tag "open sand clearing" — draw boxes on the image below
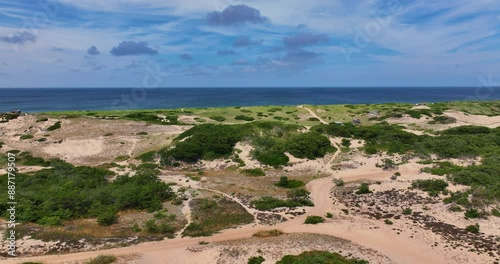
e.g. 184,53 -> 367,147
44,138 -> 104,159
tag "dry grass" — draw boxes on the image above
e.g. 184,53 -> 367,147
252,229 -> 285,238
200,168 -> 321,198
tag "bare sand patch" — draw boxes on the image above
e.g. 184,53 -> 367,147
44,138 -> 104,159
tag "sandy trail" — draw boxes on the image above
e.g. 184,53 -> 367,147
298,105 -> 328,124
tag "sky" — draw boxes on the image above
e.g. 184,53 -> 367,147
0,0 -> 499,88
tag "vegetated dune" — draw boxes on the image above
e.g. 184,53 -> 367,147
1,103 -> 499,264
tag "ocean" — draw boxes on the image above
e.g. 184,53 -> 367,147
0,87 -> 499,113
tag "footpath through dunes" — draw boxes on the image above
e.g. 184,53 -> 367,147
9,169 -> 462,264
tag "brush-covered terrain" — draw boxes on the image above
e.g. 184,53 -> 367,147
0,101 -> 499,264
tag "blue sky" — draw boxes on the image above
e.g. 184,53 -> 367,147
0,0 -> 499,87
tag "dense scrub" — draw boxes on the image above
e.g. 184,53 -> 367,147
123,112 -> 180,124
276,251 -> 368,264
427,156 -> 500,207
411,179 -> 448,197
159,122 -> 335,166
0,159 -> 175,226
313,123 -> 500,158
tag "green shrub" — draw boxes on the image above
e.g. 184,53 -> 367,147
449,205 -> 463,212
326,212 -> 333,218
333,178 -> 344,187
247,256 -> 265,264
254,149 -> 289,167
47,121 -> 62,131
86,255 -> 117,264
464,208 -> 480,219
304,215 -> 324,224
402,208 -> 412,215
274,176 -> 304,188
286,132 -> 335,159
241,168 -> 266,177
364,146 -> 378,155
209,116 -> 226,122
308,117 -> 320,122
36,117 -> 49,122
491,208 -> 500,217
341,138 -> 351,147
430,115 -> 456,124
161,124 -> 245,163
235,115 -> 255,121
97,210 -> 118,226
20,134 -> 34,140
384,219 -> 393,225
465,223 -> 480,233
355,183 -> 371,195
411,179 -> 448,196
287,188 -> 313,206
136,151 -> 157,162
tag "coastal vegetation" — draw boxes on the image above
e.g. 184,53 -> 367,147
159,122 -> 335,167
276,251 -> 368,264
0,158 -> 175,226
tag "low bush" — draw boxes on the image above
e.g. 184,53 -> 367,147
402,208 -> 412,215
274,176 -> 304,188
235,115 -> 255,121
252,229 -> 284,238
20,134 -> 34,140
97,210 -> 118,226
341,138 -> 351,147
86,255 -> 117,264
47,121 -> 62,131
304,215 -> 324,224
136,151 -> 157,162
247,256 -> 265,264
464,208 -> 480,219
333,178 -> 344,187
276,251 -> 368,264
209,116 -> 226,122
241,168 -> 266,177
465,223 -> 480,233
286,132 -> 335,159
411,179 -> 448,197
355,183 -> 371,195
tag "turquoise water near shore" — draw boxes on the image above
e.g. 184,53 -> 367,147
0,87 -> 499,112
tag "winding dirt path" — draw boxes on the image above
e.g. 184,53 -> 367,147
298,105 -> 328,124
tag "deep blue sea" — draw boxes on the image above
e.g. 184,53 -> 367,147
0,87 -> 499,113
